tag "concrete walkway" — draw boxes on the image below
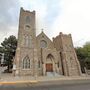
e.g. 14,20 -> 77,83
0,73 -> 90,85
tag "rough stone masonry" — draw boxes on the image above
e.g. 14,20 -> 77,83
13,7 -> 82,76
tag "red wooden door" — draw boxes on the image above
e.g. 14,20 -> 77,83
46,64 -> 53,72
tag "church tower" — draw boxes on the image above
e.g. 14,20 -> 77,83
14,8 -> 38,76
53,32 -> 81,76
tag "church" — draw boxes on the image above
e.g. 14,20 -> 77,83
13,8 -> 82,76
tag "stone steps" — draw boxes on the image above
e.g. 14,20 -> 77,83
46,72 -> 60,77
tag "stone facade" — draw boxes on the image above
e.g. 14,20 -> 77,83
13,8 -> 82,76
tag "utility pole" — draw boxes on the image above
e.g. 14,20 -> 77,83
1,53 -> 4,66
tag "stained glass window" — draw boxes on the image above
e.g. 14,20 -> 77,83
23,56 -> 30,69
40,40 -> 47,48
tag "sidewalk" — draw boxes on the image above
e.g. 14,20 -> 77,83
0,73 -> 90,85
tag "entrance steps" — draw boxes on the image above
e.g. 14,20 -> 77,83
54,72 -> 60,76
46,72 -> 60,77
46,72 -> 54,77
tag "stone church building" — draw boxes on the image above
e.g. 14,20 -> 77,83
13,8 -> 82,76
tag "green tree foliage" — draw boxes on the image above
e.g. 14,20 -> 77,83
0,35 -> 17,72
75,42 -> 90,73
83,42 -> 90,61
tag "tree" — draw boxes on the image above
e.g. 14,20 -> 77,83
75,47 -> 86,73
0,35 -> 17,72
0,47 -> 3,64
75,42 -> 90,73
83,42 -> 90,69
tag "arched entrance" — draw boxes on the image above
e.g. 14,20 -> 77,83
46,54 -> 54,72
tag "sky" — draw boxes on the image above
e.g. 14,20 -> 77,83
0,0 -> 90,47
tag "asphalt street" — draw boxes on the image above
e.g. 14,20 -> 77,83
0,81 -> 90,90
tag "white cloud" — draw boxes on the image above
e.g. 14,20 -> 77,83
51,0 -> 90,47
19,0 -> 48,34
0,0 -> 90,47
0,26 -> 18,45
0,0 -> 19,45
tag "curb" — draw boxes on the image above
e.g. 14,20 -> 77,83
0,80 -> 38,85
0,77 -> 90,85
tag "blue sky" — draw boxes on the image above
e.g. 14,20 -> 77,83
0,0 -> 90,47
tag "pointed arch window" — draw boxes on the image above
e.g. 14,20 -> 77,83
25,36 -> 29,47
26,16 -> 30,24
29,36 -> 32,48
23,56 -> 30,69
24,35 -> 32,48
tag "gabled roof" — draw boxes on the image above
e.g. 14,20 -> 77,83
36,31 -> 53,43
